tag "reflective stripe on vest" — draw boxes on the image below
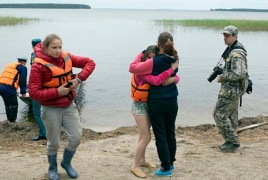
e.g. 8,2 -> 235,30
34,52 -> 73,87
130,74 -> 150,102
0,62 -> 21,89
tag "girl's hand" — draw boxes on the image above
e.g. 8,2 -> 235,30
57,84 -> 71,96
68,79 -> 80,89
171,60 -> 179,70
162,77 -> 176,86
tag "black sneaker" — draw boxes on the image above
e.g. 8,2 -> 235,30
220,142 -> 240,151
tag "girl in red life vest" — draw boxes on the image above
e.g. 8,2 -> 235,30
130,45 -> 180,178
28,34 -> 96,180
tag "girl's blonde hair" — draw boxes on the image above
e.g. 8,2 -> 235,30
42,34 -> 62,49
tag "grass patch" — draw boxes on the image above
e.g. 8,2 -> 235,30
154,19 -> 268,31
0,15 -> 39,26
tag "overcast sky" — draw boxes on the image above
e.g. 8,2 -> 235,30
1,0 -> 268,10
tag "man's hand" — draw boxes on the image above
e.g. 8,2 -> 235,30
216,75 -> 222,83
21,94 -> 26,98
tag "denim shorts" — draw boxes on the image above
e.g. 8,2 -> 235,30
132,101 -> 148,115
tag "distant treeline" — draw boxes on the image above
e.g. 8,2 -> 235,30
0,3 -> 91,9
211,8 -> 268,12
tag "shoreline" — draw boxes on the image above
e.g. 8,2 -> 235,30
0,115 -> 268,179
1,114 -> 268,133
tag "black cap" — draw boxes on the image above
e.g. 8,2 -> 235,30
17,57 -> 28,62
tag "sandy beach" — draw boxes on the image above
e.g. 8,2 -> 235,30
0,115 -> 268,180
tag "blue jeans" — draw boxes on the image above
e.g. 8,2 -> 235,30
32,100 -> 46,137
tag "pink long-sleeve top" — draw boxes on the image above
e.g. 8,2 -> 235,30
129,52 -> 154,75
131,52 -> 180,86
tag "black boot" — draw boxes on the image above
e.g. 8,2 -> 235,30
220,142 -> 240,151
61,148 -> 78,178
8,105 -> 18,122
47,154 -> 60,180
218,127 -> 228,148
5,107 -> 10,121
5,106 -> 16,122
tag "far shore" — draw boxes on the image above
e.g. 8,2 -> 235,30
0,3 -> 91,9
211,8 -> 268,12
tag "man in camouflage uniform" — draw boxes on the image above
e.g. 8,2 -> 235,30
213,25 -> 248,151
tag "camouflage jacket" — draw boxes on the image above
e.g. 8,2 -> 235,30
219,41 -> 248,97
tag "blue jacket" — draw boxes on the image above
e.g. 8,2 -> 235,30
148,54 -> 178,104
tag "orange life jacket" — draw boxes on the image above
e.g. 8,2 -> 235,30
131,74 -> 150,102
34,52 -> 73,87
0,62 -> 21,89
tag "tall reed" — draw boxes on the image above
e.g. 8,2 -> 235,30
0,15 -> 39,26
154,19 -> 268,31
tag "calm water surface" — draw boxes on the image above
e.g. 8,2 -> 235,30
0,9 -> 267,131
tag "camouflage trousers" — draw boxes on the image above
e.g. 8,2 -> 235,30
213,95 -> 241,144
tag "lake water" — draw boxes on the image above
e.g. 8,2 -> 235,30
0,9 -> 267,131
